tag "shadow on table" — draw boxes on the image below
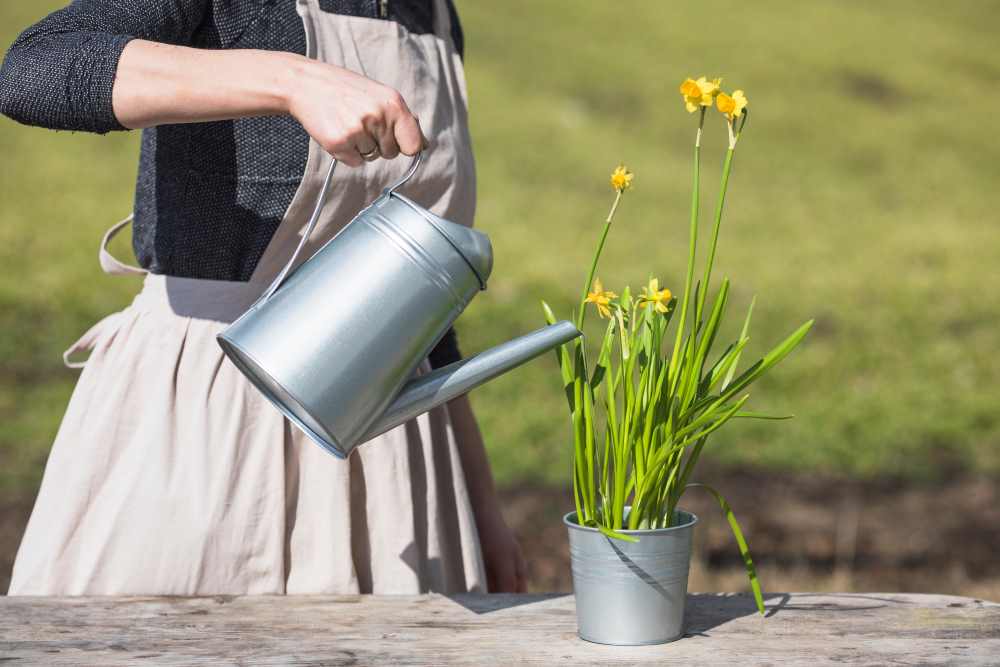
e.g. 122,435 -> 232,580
684,593 -> 766,636
445,593 -> 571,615
685,592 -> 898,636
444,591 -> 900,626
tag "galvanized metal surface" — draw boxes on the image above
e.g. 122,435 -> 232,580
361,320 -> 580,441
217,155 -> 580,458
1,593 -> 997,665
566,509 -> 697,645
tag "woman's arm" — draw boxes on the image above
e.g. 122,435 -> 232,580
113,40 -> 424,165
448,394 -> 528,593
0,0 -> 207,134
0,1 -> 424,165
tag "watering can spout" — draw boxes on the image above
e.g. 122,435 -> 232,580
361,320 -> 581,442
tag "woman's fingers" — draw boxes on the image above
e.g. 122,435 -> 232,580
367,123 -> 400,160
394,113 -> 425,156
367,96 -> 401,159
356,135 -> 380,162
287,62 -> 427,165
379,89 -> 423,157
324,136 -> 364,167
355,115 -> 381,159
331,149 -> 364,167
514,549 -> 528,593
324,121 -> 376,167
484,539 -> 528,593
488,559 -> 517,593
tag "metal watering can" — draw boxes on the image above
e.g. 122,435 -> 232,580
217,155 -> 581,458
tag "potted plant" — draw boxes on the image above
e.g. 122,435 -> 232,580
543,76 -> 814,645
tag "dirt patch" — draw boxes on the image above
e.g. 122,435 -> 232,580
0,496 -> 31,593
3,466 -> 998,599
500,465 -> 1000,600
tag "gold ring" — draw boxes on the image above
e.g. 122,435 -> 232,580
360,146 -> 380,160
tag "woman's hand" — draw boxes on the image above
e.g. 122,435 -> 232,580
476,504 -> 528,593
112,42 -> 425,166
287,59 -> 426,167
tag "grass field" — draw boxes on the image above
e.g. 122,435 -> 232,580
1,0 -> 999,506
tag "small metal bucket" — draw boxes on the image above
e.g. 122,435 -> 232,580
564,508 -> 698,645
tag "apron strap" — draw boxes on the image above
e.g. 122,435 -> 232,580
433,0 -> 454,42
65,214 -> 145,368
63,312 -> 125,369
99,214 -> 149,276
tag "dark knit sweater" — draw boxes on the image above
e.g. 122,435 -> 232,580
0,0 -> 465,367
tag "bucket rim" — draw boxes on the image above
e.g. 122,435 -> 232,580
563,507 -> 698,536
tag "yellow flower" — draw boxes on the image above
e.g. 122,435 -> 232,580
679,76 -> 722,113
610,164 -> 634,193
638,278 -> 672,313
584,278 -> 617,319
717,89 -> 748,121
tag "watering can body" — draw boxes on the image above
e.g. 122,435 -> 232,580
217,156 -> 580,458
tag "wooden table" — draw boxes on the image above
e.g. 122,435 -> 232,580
2,593 -> 998,665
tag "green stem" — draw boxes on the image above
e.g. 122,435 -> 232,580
571,358 -> 588,519
668,109 -> 705,383
696,133 -> 738,323
563,186 -> 618,525
582,372 -> 597,514
576,192 -> 622,330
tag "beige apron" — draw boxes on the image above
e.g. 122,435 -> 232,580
8,0 -> 486,596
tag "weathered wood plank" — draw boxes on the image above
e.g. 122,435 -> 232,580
0,593 -> 997,665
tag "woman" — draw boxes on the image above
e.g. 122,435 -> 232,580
0,0 -> 526,595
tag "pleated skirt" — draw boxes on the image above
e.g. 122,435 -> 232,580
8,274 -> 486,595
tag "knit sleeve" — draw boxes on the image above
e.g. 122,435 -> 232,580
0,0 -> 209,134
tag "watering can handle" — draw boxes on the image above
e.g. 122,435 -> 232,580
258,152 -> 423,304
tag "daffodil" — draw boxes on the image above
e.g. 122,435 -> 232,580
638,278 -> 672,313
584,278 -> 617,319
717,90 -> 748,121
610,164 -> 634,193
679,76 -> 722,113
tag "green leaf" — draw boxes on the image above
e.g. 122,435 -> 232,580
703,337 -> 749,394
694,278 -> 730,376
661,295 -> 678,322
580,516 -> 640,543
674,394 -> 749,442
541,300 -> 557,325
542,300 -> 575,410
686,483 -> 765,615
620,285 -> 632,311
721,319 -> 814,401
596,524 -> 640,543
617,307 -> 631,361
590,316 -> 616,388
722,296 -> 755,391
734,411 -> 794,420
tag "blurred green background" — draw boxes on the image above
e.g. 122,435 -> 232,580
2,2 -> 998,523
